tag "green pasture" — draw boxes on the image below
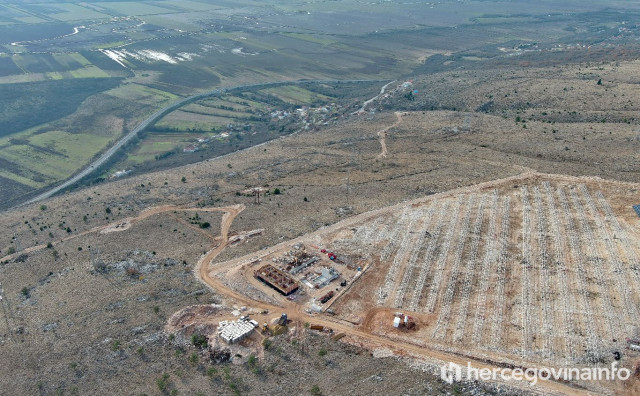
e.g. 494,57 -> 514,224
0,52 -> 112,83
95,41 -> 129,49
104,83 -> 178,104
94,2 -> 174,16
41,3 -> 111,22
0,130 -> 112,186
281,32 -> 336,46
259,85 -> 333,105
223,95 -> 267,110
198,98 -> 250,112
126,132 -> 203,164
182,103 -> 254,119
155,111 -> 234,131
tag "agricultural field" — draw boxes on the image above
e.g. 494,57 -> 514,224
2,0 -> 640,208
125,133 -> 201,165
258,86 -> 333,105
0,78 -> 181,206
105,81 -> 381,179
4,1 -> 640,395
4,52 -> 640,392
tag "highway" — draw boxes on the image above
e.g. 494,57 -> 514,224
19,78 -> 390,207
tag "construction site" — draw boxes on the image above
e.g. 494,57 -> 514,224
225,241 -> 364,311
207,172 -> 640,393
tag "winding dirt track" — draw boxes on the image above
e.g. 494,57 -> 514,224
0,204 -> 240,263
195,204 -> 591,396
377,111 -> 404,158
0,199 -> 595,395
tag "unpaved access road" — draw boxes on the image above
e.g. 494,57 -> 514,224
193,201 -> 594,396
377,111 -> 405,158
0,196 -> 598,395
17,79 -> 390,208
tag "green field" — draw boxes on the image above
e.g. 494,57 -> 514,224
125,132 -> 203,165
1,0 -> 639,207
181,103 -> 254,119
104,83 -> 178,104
0,78 -> 123,138
155,111 -> 232,132
259,86 -> 333,105
0,130 -> 112,187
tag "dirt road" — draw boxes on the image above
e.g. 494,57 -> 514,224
0,197 -> 597,395
192,201 -> 593,396
354,80 -> 397,114
377,111 -> 404,158
0,204 -> 242,263
17,79 -> 390,209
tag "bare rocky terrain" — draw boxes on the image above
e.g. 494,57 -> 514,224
2,52 -> 640,395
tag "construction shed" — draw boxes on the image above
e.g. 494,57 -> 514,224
255,264 -> 300,295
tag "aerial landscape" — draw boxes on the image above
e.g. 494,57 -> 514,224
2,0 -> 640,395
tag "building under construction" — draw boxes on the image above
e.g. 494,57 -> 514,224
255,264 -> 299,295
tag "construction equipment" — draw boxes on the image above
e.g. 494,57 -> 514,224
320,291 -> 334,304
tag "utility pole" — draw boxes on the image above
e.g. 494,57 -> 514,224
346,170 -> 350,207
12,229 -> 22,254
0,283 -> 11,339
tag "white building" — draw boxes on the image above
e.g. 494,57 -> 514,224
217,319 -> 256,343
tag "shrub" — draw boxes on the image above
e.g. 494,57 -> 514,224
189,353 -> 198,365
273,188 -> 281,195
318,348 -> 327,357
247,354 -> 257,368
111,340 -> 121,351
157,373 -> 170,392
191,334 -> 207,349
40,205 -> 47,211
